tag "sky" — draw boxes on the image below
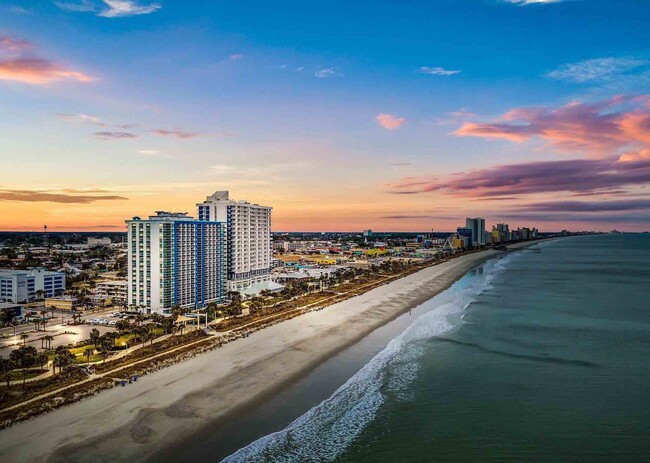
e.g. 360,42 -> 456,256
1,0 -> 649,233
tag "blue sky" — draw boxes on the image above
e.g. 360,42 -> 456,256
1,0 -> 650,231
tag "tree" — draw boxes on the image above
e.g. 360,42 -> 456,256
147,324 -> 156,345
43,335 -> 54,350
84,348 -> 94,365
170,305 -> 183,319
97,338 -> 113,363
115,319 -> 130,334
53,346 -> 75,374
0,308 -> 11,325
40,317 -> 48,331
89,328 -> 101,349
37,353 -> 49,372
161,317 -> 174,334
20,333 -> 29,345
2,371 -> 11,387
10,346 -> 37,369
0,357 -> 12,374
105,331 -> 119,347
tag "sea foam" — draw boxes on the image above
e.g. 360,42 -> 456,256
222,255 -> 515,463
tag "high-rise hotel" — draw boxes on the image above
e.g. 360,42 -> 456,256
127,191 -> 272,314
126,211 -> 228,315
197,191 -> 272,292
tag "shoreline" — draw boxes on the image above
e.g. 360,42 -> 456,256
0,240 -> 547,463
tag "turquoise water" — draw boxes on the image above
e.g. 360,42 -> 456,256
223,235 -> 650,462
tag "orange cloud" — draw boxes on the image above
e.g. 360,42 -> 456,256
0,189 -> 127,203
0,58 -> 94,84
619,148 -> 650,162
376,113 -> 407,129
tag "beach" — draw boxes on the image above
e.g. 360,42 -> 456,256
0,245 -> 534,463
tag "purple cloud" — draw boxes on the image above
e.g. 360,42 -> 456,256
511,199 -> 650,212
390,157 -> 650,197
95,131 -> 137,139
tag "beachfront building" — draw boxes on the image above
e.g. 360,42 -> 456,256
96,280 -> 128,305
197,191 -> 273,293
496,223 -> 510,242
465,218 -> 486,246
0,268 -> 65,304
126,211 -> 227,315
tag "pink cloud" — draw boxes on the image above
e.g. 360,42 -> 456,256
0,36 -> 32,52
0,36 -> 94,85
376,113 -> 407,130
152,129 -> 199,139
454,95 -> 650,155
229,54 -> 243,60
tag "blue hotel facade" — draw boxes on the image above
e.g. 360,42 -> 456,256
126,212 -> 227,315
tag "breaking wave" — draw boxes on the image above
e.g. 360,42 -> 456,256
222,255 -> 516,463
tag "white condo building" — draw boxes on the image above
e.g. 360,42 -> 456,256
126,212 -> 227,315
197,191 -> 272,292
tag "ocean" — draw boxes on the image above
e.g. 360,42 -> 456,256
193,235 -> 650,462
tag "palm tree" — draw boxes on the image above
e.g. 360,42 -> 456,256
2,371 -> 11,387
84,348 -> 94,365
99,349 -> 110,363
89,328 -> 101,349
98,339 -> 112,363
43,335 -> 54,350
41,317 -> 48,331
34,319 -> 41,331
37,353 -> 48,372
20,333 -> 28,345
53,346 -> 75,374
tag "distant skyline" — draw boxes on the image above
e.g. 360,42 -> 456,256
1,0 -> 649,232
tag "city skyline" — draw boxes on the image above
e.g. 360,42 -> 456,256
1,0 -> 650,232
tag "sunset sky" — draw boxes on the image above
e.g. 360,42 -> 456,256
1,0 -> 650,232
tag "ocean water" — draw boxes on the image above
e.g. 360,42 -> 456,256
222,234 -> 650,463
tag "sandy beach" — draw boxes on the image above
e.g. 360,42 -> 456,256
0,245 -> 537,462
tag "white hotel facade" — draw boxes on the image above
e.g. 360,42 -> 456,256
197,191 -> 273,292
127,191 -> 272,314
